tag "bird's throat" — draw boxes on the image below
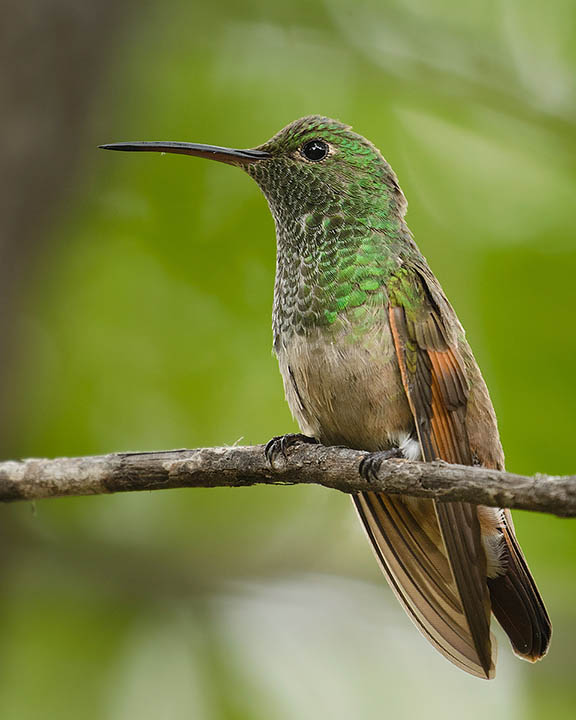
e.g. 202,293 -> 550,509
271,210 -> 405,348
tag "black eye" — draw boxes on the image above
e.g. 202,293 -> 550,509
301,139 -> 329,162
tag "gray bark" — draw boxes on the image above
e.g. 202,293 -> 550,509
0,444 -> 574,517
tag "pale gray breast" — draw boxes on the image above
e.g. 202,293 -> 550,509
275,313 -> 414,451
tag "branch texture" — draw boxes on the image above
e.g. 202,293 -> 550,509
0,445 -> 574,517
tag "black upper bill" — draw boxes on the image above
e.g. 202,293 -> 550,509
98,141 -> 270,165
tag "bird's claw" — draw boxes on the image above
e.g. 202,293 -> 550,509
359,448 -> 404,483
265,433 -> 319,466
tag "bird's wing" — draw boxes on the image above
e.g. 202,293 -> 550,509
354,259 -> 495,678
353,491 -> 495,677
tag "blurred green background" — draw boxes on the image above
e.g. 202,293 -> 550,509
1,0 -> 575,717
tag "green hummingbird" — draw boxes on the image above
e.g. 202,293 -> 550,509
101,115 -> 551,678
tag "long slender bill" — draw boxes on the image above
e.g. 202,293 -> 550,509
98,141 -> 270,166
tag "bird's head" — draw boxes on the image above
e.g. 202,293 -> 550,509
100,115 -> 406,219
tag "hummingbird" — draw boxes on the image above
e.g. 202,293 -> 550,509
100,115 -> 551,678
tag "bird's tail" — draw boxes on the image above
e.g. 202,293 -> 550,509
487,509 -> 551,661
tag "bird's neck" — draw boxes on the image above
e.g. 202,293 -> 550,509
271,203 -> 409,350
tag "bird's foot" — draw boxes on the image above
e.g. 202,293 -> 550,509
359,447 -> 404,483
265,433 -> 319,466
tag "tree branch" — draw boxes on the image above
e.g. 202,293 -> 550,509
0,444 -> 574,517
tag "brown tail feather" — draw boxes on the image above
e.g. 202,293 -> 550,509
488,513 -> 551,661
